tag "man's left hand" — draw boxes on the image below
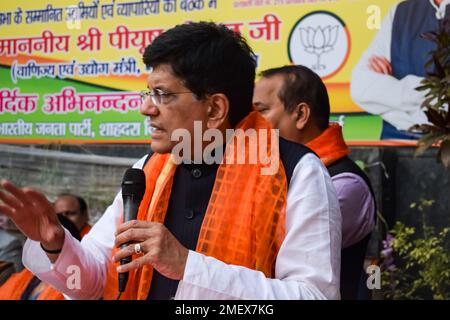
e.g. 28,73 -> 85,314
113,220 -> 189,280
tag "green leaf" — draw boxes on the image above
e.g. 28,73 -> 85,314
442,74 -> 450,84
354,160 -> 365,171
409,124 -> 441,134
421,97 -> 435,109
421,31 -> 439,43
415,132 -> 446,156
416,84 -> 432,92
438,139 -> 450,168
425,108 -> 447,128
433,53 -> 446,78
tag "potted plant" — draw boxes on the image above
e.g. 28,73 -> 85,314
380,199 -> 450,300
412,18 -> 450,167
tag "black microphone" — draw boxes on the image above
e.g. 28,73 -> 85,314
118,168 -> 146,295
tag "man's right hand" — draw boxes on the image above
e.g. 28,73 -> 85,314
0,180 -> 65,259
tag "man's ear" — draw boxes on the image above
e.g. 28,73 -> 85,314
206,93 -> 229,129
293,102 -> 311,130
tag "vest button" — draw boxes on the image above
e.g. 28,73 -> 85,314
191,168 -> 202,178
185,209 -> 195,220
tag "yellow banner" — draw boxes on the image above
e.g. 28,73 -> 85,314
0,0 -> 404,143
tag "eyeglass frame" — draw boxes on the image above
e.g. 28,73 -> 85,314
140,88 -> 193,106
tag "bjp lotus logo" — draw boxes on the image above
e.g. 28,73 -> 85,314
299,25 -> 339,70
288,11 -> 350,79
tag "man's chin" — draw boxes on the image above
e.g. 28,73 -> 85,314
150,140 -> 172,154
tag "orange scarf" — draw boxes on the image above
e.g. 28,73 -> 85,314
38,286 -> 65,300
103,111 -> 288,300
0,269 -> 34,300
0,269 -> 64,300
306,123 -> 350,167
0,226 -> 92,300
80,224 -> 92,238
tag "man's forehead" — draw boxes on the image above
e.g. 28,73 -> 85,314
255,77 -> 283,96
145,64 -> 183,86
55,195 -> 78,207
258,74 -> 284,87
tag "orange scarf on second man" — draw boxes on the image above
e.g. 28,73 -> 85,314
103,111 -> 288,300
306,123 -> 350,167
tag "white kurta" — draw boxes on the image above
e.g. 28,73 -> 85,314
23,153 -> 342,300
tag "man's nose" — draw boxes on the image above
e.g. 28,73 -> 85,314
140,98 -> 159,116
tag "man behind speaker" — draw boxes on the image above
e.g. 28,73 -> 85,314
253,65 -> 376,299
54,193 -> 91,238
0,22 -> 341,300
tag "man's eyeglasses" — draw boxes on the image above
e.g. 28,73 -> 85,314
140,88 -> 192,106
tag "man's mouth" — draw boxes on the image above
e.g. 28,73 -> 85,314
150,122 -> 165,134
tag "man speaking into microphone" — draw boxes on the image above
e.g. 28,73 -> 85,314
0,22 -> 341,300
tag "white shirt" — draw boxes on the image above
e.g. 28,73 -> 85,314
350,0 -> 449,131
23,153 -> 342,300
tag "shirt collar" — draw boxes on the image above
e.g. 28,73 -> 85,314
429,0 -> 450,19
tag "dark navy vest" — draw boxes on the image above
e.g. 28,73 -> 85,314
145,137 -> 314,299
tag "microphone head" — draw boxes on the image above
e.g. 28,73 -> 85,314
121,168 -> 146,202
